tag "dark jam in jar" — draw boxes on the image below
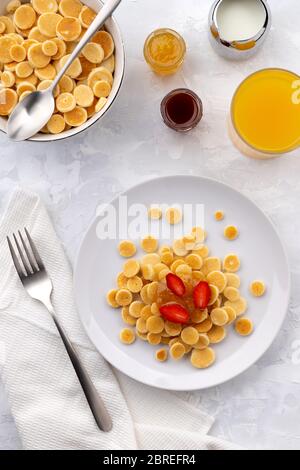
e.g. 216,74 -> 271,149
161,88 -> 203,132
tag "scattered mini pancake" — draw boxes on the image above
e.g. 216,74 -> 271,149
170,342 -> 185,360
37,79 -> 60,97
58,0 -> 82,18
235,317 -> 253,336
92,30 -> 114,60
16,81 -> 36,95
59,54 -> 82,78
88,66 -> 113,88
51,38 -> 67,59
10,44 -> 26,62
119,328 -> 136,345
146,316 -> 164,334
92,79 -> 111,98
102,54 -> 115,73
122,307 -> 136,326
123,259 -> 140,278
77,55 -> 96,80
147,332 -> 161,345
56,92 -> 76,112
115,289 -> 132,307
82,42 -> 104,64
249,280 -> 266,297
214,210 -> 224,221
210,308 -> 228,326
0,22 -> 5,34
95,96 -> 107,113
225,273 -> 240,288
14,5 -> 36,30
73,84 -> 94,107
32,0 -> 58,15
79,5 -> 96,28
118,240 -> 136,258
155,348 -> 168,362
56,16 -> 81,42
224,286 -> 240,302
37,12 -> 62,37
0,88 -> 18,115
35,63 -> 56,80
28,43 -> 51,68
223,254 -> 240,272
140,235 -> 158,253
1,71 -> 15,87
225,297 -> 247,316
57,75 -> 73,94
0,37 -> 18,64
224,225 -> 239,241
6,0 -> 21,14
0,15 -> 15,33
42,39 -> 58,56
193,333 -> 210,350
191,347 -> 215,369
166,207 -> 182,225
129,301 -> 144,319
207,325 -> 226,344
28,26 -> 48,42
47,113 -> 66,134
207,270 -> 227,293
16,72 -> 38,86
148,206 -> 162,220
181,327 -> 199,345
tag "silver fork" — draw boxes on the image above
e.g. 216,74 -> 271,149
7,228 -> 112,432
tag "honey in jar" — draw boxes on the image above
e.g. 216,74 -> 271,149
143,28 -> 186,75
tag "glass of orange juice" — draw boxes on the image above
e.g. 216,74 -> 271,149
229,68 -> 300,159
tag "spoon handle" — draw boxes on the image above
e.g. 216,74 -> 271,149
52,0 -> 122,89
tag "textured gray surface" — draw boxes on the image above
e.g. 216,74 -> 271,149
1,0 -> 300,450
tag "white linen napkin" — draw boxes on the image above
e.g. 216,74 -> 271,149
0,189 -> 240,450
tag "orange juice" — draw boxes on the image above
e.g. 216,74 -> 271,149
231,68 -> 300,155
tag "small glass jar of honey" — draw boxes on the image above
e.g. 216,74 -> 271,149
143,28 -> 186,76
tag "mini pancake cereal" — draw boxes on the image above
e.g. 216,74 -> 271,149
79,5 -> 96,28
42,39 -> 58,56
37,13 -> 62,37
0,88 -> 18,115
59,0 -> 82,18
92,30 -> 114,60
214,210 -> 224,221
56,92 -> 76,112
107,209 -> 262,370
166,207 -> 182,225
0,0 -> 115,132
95,96 -> 107,113
73,84 -> 94,107
46,113 -> 65,133
56,17 -> 81,42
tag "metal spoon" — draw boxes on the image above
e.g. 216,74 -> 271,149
7,0 -> 122,141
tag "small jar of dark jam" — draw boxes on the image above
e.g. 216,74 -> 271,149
160,88 -> 203,132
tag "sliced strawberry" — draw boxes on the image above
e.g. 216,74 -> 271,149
159,303 -> 190,324
193,281 -> 211,309
166,273 -> 186,297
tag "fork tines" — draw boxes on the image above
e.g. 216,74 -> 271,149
7,228 -> 44,280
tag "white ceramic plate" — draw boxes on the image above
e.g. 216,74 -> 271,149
74,175 -> 290,391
